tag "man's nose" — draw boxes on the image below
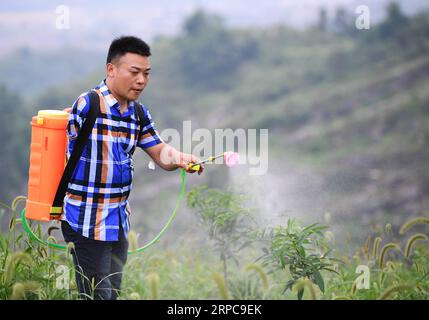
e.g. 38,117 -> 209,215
136,72 -> 145,85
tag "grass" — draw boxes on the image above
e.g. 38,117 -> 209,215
1,196 -> 428,300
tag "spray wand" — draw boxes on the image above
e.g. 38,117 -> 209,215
189,151 -> 240,172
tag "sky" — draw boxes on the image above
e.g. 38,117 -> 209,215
0,0 -> 428,53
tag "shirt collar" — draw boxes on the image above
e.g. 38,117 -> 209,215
96,79 -> 136,112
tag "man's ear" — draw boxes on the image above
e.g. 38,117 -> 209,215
106,63 -> 115,78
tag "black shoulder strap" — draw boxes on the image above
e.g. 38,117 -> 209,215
50,90 -> 100,218
128,103 -> 146,156
135,102 -> 145,137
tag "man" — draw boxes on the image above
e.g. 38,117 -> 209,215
61,36 -> 203,300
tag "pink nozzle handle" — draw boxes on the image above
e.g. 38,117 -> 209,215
224,152 -> 240,167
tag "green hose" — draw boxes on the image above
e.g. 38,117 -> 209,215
21,207 -> 67,251
20,168 -> 187,255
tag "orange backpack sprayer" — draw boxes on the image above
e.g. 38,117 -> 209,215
21,91 -> 239,254
25,109 -> 70,222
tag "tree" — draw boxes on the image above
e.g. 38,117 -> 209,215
333,7 -> 353,35
177,10 -> 259,91
0,86 -> 30,204
183,9 -> 224,37
317,7 -> 328,32
378,2 -> 409,39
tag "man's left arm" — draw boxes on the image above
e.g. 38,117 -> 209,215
136,106 -> 203,174
144,142 -> 204,175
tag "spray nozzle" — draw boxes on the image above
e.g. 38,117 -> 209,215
188,152 -> 240,171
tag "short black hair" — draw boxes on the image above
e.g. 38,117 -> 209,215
106,36 -> 151,64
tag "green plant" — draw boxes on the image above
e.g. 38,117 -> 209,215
405,233 -> 428,258
212,272 -> 229,299
257,218 -> 340,300
146,272 -> 160,300
245,264 -> 269,291
372,237 -> 382,260
9,281 -> 41,300
377,284 -> 414,300
228,264 -> 270,300
187,186 -> 255,288
378,243 -> 401,268
0,196 -> 77,300
292,277 -> 317,300
399,217 -> 429,235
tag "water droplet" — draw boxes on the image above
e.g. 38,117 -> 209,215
148,161 -> 155,170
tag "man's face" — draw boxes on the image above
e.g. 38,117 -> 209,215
106,52 -> 151,103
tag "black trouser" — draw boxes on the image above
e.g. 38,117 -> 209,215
61,220 -> 129,300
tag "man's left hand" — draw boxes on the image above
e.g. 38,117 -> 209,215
177,153 -> 204,175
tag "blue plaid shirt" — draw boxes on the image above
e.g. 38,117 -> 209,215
61,80 -> 163,241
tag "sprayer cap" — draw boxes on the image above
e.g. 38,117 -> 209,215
38,110 -> 69,119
